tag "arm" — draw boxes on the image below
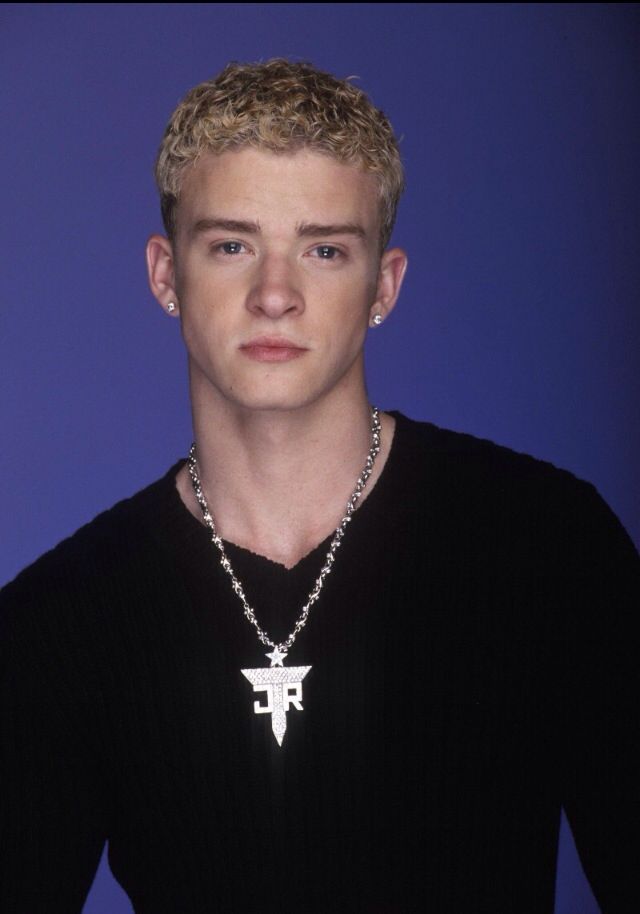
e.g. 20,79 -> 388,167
559,483 -> 640,912
0,580 -> 108,913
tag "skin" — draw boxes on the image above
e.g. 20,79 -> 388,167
146,147 -> 407,568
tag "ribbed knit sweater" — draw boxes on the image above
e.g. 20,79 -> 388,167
1,412 -> 639,913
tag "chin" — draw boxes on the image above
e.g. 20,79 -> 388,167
227,392 -> 316,413
222,379 -> 327,414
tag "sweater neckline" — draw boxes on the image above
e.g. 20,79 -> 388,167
161,409 -> 408,576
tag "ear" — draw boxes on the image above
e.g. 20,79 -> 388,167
368,247 -> 408,328
146,234 -> 180,317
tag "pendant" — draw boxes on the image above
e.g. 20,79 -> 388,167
241,646 -> 311,746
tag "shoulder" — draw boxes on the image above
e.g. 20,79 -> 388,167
394,410 -> 587,496
391,411 -> 637,558
0,462 -> 184,648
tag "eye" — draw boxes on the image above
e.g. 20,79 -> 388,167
312,244 -> 342,260
213,240 -> 247,255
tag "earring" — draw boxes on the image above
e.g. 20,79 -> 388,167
167,302 -> 176,313
372,314 -> 383,326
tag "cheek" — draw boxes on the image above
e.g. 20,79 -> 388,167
177,269 -> 238,334
181,306 -> 232,363
345,261 -> 380,313
177,280 -> 234,356
322,299 -> 370,357
175,245 -> 239,296
318,265 -> 377,314
176,260 -> 222,304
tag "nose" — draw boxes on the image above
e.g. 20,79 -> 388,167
245,254 -> 305,320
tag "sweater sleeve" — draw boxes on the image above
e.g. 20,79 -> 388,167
0,575 -> 108,913
558,483 -> 640,912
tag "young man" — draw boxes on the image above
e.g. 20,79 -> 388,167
1,59 -> 638,914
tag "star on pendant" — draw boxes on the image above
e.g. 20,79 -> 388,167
266,646 -> 288,667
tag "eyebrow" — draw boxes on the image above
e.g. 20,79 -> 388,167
190,218 -> 260,237
189,217 -> 367,240
297,222 -> 367,240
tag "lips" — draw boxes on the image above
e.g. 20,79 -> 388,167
239,336 -> 309,363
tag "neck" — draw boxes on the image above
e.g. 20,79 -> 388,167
176,383 -> 394,569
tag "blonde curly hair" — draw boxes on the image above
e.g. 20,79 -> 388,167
154,58 -> 404,249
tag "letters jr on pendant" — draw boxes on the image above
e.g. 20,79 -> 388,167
241,648 -> 311,746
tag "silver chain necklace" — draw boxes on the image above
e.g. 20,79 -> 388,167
187,405 -> 381,745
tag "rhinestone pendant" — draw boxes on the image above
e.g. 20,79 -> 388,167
241,649 -> 311,746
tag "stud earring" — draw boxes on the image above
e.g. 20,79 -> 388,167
167,302 -> 176,313
372,314 -> 383,326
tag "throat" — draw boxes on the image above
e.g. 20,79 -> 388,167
226,525 -> 335,571
176,460 -> 345,568
175,410 -> 395,571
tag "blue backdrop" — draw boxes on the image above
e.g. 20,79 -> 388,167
1,4 -> 638,912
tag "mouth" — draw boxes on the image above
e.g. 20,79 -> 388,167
239,336 -> 309,363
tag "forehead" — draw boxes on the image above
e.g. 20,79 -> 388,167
177,147 -> 380,230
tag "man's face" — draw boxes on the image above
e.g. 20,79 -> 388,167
168,147 -> 391,414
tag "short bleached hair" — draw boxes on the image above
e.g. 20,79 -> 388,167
154,58 -> 405,250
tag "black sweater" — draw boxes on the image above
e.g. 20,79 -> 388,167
1,413 -> 639,913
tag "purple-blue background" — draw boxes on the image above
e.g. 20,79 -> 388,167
1,4 -> 638,912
